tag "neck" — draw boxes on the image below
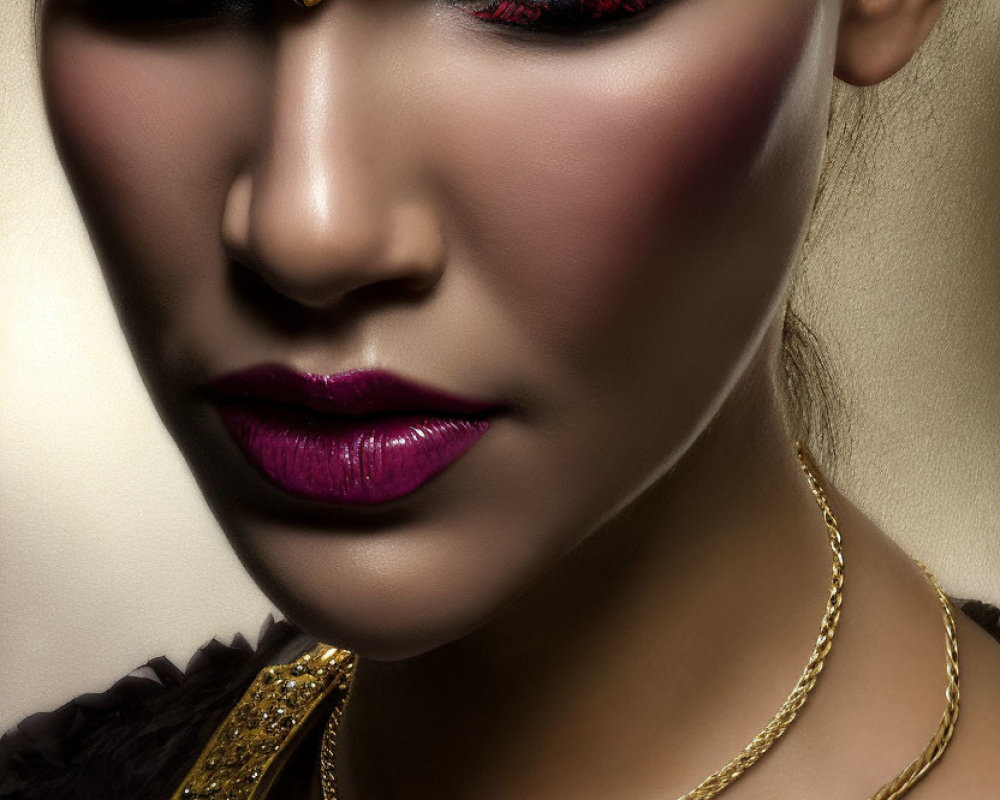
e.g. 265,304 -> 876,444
333,344 -> 835,800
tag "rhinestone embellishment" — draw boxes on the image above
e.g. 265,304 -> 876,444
169,644 -> 356,800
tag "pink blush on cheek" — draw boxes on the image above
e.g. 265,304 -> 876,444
424,1 -> 821,352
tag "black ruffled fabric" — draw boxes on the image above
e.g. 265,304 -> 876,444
0,617 -> 315,800
957,599 -> 1000,643
1,603 -> 998,799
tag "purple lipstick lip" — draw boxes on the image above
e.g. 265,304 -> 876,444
204,365 -> 503,416
202,365 -> 504,506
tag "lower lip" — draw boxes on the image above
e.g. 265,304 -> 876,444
212,402 -> 492,505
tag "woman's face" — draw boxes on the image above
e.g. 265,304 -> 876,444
41,0 -> 839,658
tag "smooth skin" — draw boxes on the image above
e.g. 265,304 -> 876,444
39,0 -> 999,797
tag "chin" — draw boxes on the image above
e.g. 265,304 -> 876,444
260,570 -> 517,663
221,513 -> 550,662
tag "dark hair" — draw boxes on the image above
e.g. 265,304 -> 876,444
776,78 -> 883,468
779,307 -> 843,466
781,0 -> 975,469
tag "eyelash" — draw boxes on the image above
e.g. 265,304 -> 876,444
453,0 -> 660,31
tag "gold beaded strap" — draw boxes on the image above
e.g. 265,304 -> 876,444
168,644 -> 355,800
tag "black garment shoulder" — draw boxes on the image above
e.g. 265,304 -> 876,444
0,617 -> 317,800
2,604 -> 998,800
957,599 -> 1000,643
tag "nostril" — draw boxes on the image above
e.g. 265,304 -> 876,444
349,269 -> 442,306
224,199 -> 445,329
227,254 -> 436,338
228,256 -> 321,336
231,239 -> 443,312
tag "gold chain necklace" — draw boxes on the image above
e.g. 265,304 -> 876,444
872,562 -> 960,799
321,449 -> 959,800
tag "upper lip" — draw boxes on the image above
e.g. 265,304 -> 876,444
202,364 -> 505,417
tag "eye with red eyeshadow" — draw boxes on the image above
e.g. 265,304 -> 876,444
452,0 -> 662,32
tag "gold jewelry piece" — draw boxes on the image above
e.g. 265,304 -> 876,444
293,0 -> 324,7
168,645 -> 356,800
871,560 -> 960,800
675,447 -> 846,798
796,457 -> 960,800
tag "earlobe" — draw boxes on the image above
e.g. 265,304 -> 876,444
835,0 -> 945,86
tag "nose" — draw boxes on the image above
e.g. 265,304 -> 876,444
222,8 -> 444,311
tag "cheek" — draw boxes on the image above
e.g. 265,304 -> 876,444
44,29 -> 241,211
41,23 -> 264,353
424,0 -> 822,357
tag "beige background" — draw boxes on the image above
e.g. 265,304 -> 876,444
0,4 -> 277,731
1,1 -> 998,733
794,0 -> 1000,601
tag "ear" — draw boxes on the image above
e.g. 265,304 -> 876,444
835,0 -> 945,86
